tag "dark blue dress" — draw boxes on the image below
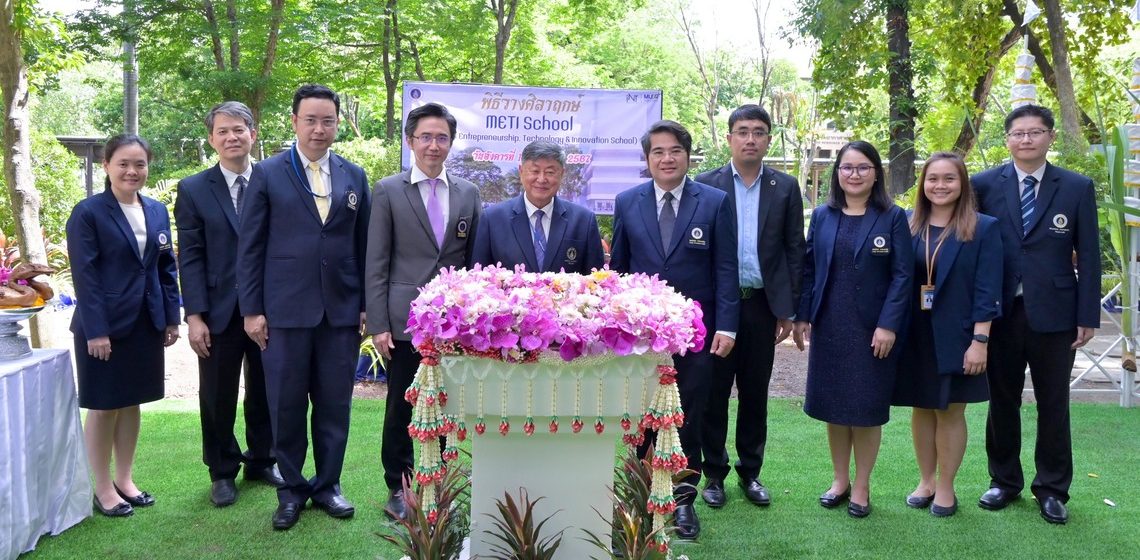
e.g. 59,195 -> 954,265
892,226 -> 989,409
804,213 -> 900,427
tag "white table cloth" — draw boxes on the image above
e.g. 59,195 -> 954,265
0,349 -> 91,560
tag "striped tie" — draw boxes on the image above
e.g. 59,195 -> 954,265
1020,175 -> 1037,235
532,209 -> 546,270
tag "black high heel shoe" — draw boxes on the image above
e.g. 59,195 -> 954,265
93,496 -> 133,517
114,483 -> 155,507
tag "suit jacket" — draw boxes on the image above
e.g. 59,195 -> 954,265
365,169 -> 482,341
907,214 -> 1003,375
236,147 -> 371,329
797,204 -> 913,333
694,164 -> 806,319
66,189 -> 181,339
174,163 -> 258,333
973,161 -> 1100,332
609,178 -> 740,333
469,195 -> 604,273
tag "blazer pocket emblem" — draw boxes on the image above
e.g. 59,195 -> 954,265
687,225 -> 709,248
1049,213 -> 1070,235
871,235 -> 889,255
566,246 -> 578,263
347,191 -> 358,211
157,231 -> 172,251
456,216 -> 470,239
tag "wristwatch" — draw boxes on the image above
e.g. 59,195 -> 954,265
972,334 -> 990,344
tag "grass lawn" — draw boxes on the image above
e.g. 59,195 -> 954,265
25,398 -> 1140,560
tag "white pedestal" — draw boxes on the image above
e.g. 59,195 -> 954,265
439,354 -> 661,560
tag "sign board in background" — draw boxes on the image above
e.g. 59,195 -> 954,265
401,82 -> 664,214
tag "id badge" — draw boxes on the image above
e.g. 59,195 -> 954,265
920,285 -> 935,311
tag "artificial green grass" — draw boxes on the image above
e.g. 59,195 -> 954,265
25,399 -> 1140,559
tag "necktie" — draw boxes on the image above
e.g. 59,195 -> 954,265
426,178 -> 445,247
234,175 -> 246,218
659,191 -> 676,252
1020,175 -> 1037,235
532,209 -> 547,270
308,161 -> 329,223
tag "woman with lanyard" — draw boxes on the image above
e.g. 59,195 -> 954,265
892,152 -> 1003,517
67,134 -> 181,517
793,141 -> 913,518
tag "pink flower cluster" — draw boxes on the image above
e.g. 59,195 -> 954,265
407,265 -> 706,362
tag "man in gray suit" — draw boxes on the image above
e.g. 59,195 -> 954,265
366,102 -> 482,520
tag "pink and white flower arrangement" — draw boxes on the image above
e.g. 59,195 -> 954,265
407,265 -> 705,362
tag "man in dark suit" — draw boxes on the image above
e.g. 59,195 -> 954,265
175,101 -> 283,508
237,84 -> 371,530
470,140 -> 604,273
610,120 -> 739,540
694,104 -> 805,509
973,104 -> 1100,525
366,103 -> 482,521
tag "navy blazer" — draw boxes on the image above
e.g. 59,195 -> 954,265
469,195 -> 604,274
174,164 -> 259,333
609,178 -> 740,333
694,164 -> 806,319
236,147 -> 371,329
66,189 -> 181,339
973,162 -> 1100,332
906,214 -> 1003,375
797,204 -> 913,333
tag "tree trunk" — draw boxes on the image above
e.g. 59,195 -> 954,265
1040,0 -> 1083,149
0,2 -> 50,346
491,0 -> 519,84
408,39 -> 426,80
248,0 -> 284,132
886,0 -> 915,197
953,25 -> 1022,156
752,0 -> 772,106
381,0 -> 401,140
122,0 -> 138,134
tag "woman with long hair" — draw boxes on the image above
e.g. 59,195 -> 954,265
67,134 -> 181,517
793,140 -> 913,518
892,152 -> 1002,516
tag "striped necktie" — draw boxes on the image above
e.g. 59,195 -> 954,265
1020,175 -> 1037,236
532,209 -> 547,270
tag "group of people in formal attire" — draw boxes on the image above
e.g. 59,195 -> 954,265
65,81 -> 1099,540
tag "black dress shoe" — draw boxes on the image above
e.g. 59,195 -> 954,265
847,501 -> 872,518
906,493 -> 934,509
312,493 -> 355,519
210,479 -> 238,507
701,480 -> 726,508
245,464 -> 286,488
819,487 -> 850,509
272,502 -> 303,530
739,478 -> 771,506
930,496 -> 958,517
1039,496 -> 1068,524
93,496 -> 133,517
114,483 -> 155,507
673,504 -> 700,540
385,490 -> 408,521
978,487 -> 1019,511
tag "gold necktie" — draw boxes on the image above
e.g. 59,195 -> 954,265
308,161 -> 330,223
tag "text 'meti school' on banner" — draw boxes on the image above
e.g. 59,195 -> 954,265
401,81 -> 663,215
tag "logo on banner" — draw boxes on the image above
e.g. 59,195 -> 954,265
410,89 -> 422,99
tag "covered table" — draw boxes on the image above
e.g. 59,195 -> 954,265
0,349 -> 91,559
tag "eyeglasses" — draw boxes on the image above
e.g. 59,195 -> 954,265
1005,129 -> 1052,141
649,147 -> 688,159
731,129 -> 771,140
414,134 -> 452,146
838,165 -> 875,176
300,117 -> 338,129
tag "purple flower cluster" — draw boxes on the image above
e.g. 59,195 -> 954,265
407,265 -> 706,362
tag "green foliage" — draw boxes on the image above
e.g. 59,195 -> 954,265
0,128 -> 84,241
484,488 -> 562,560
380,467 -> 471,560
334,138 -> 397,183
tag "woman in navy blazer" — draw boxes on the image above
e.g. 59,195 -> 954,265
792,141 -> 913,518
66,135 -> 181,517
892,153 -> 1002,517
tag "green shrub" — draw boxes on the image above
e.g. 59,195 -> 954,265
0,127 -> 85,242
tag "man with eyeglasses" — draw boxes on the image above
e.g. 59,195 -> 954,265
694,104 -> 805,510
610,120 -> 739,540
237,84 -> 371,530
469,140 -> 604,273
366,102 -> 482,521
972,104 -> 1099,525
